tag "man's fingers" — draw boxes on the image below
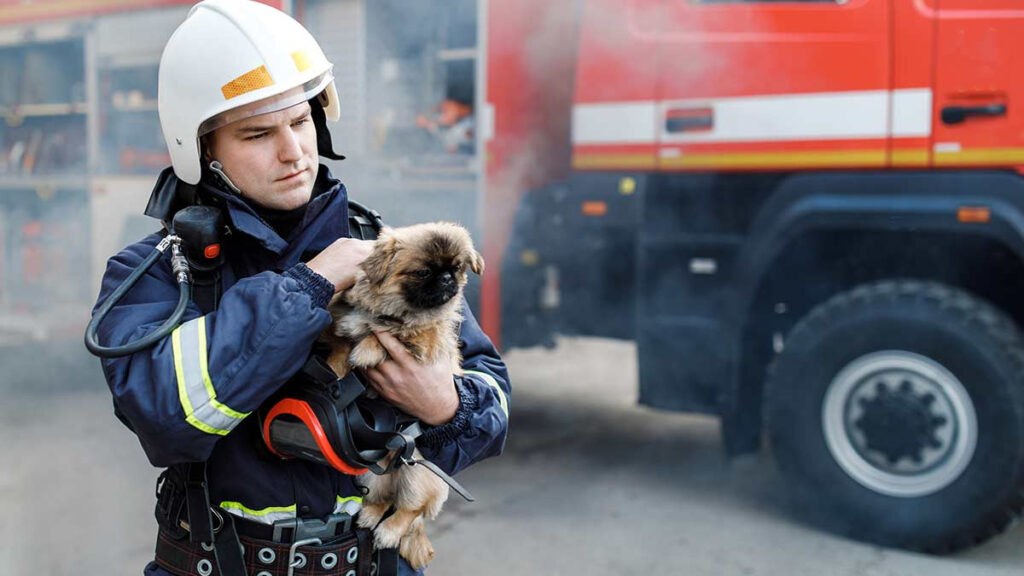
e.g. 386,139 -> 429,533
373,331 -> 412,363
369,357 -> 399,383
362,366 -> 385,388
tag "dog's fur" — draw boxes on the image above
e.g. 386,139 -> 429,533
322,222 -> 483,568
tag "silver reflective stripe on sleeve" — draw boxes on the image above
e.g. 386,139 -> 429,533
172,316 -> 249,435
464,370 -> 509,418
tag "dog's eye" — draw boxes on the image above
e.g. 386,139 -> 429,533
414,269 -> 432,279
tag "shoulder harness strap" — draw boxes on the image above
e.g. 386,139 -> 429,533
347,199 -> 384,241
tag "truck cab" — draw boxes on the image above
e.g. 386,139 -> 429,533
492,0 -> 1024,552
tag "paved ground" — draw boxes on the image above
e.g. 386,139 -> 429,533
3,337 -> 1023,575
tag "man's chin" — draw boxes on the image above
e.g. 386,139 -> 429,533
275,178 -> 314,208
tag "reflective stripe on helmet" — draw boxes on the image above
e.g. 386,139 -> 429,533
291,51 -> 312,72
464,370 -> 509,418
221,64 -> 275,100
171,316 -> 249,435
198,71 -> 332,137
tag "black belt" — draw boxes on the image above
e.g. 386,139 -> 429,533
155,525 -> 373,576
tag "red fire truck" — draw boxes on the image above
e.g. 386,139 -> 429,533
484,0 -> 1024,552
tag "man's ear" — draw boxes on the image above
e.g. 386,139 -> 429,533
360,229 -> 399,286
200,135 -> 212,162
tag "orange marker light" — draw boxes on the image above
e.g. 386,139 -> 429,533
581,201 -> 607,217
957,206 -> 990,224
204,244 -> 221,259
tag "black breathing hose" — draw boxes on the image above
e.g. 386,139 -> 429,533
84,235 -> 192,358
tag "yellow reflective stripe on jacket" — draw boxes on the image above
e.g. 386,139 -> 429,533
172,317 -> 249,435
335,495 -> 363,516
219,502 -> 297,524
464,370 -> 509,418
219,496 -> 364,525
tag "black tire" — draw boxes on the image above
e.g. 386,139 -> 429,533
765,280 -> 1024,553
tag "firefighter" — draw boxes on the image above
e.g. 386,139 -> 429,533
90,1 -> 510,575
415,98 -> 475,154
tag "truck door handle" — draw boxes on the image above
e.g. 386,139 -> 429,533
941,103 -> 1007,125
666,107 -> 713,133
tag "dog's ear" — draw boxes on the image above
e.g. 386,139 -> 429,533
468,249 -> 485,275
360,230 -> 399,286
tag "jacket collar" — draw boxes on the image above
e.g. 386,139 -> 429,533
144,163 -> 350,266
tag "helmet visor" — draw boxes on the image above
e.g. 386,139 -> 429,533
197,70 -> 333,137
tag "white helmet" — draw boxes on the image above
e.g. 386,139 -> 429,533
158,0 -> 340,185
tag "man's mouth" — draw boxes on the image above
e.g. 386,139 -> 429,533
277,168 -> 307,182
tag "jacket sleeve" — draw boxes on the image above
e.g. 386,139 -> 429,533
95,235 -> 335,467
416,300 -> 511,475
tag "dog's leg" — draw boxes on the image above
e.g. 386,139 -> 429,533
349,334 -> 388,368
356,461 -> 396,530
325,343 -> 352,377
398,516 -> 435,570
372,504 -> 425,551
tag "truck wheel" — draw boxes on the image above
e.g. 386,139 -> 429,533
765,280 -> 1024,552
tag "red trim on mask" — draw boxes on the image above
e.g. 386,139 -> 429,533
263,398 -> 369,476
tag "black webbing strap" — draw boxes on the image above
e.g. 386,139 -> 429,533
376,547 -> 400,576
370,507 -> 401,576
355,528 -> 374,576
190,270 -> 221,316
185,463 -> 214,543
185,463 -> 247,576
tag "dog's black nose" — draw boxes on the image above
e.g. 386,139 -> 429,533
438,272 -> 456,289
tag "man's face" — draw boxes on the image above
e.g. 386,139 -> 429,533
206,101 -> 318,211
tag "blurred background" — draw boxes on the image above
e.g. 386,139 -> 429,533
5,0 -> 1024,574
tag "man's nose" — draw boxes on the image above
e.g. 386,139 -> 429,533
278,129 -> 304,163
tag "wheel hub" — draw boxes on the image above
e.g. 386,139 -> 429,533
822,351 -> 977,497
854,379 -> 948,467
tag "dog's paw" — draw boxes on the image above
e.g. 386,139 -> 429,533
372,507 -> 420,550
356,502 -> 389,530
372,520 -> 405,550
399,527 -> 435,570
350,335 -> 387,368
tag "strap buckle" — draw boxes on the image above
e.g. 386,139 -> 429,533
288,537 -> 323,576
272,512 -> 353,543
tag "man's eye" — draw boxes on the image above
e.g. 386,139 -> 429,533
293,118 -> 309,127
245,133 -> 267,141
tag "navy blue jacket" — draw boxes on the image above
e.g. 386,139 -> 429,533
94,166 -> 510,565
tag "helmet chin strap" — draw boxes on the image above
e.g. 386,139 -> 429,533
208,160 -> 243,195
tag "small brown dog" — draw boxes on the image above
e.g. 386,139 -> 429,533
323,221 -> 483,568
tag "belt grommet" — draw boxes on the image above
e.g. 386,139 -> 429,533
345,570 -> 356,576
256,572 -> 273,576
321,552 -> 338,569
370,561 -> 378,576
197,559 -> 213,576
347,546 -> 359,563
293,552 -> 307,569
201,541 -> 215,552
258,547 -> 276,564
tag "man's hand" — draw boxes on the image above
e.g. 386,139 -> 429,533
306,238 -> 375,293
363,331 -> 460,427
